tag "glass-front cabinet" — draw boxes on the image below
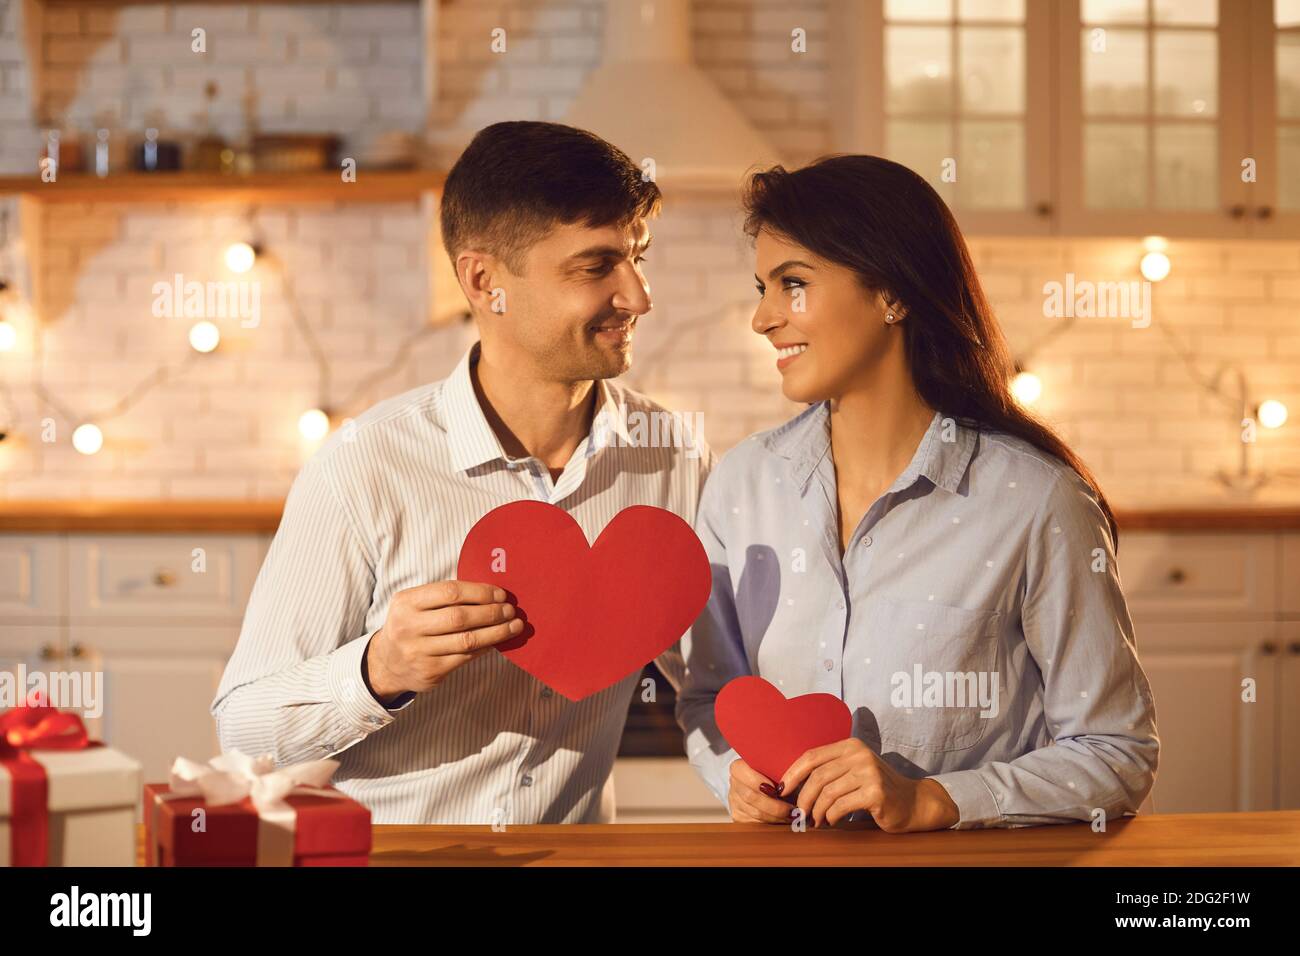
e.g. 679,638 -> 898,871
833,0 -> 1300,237
1250,0 -> 1300,235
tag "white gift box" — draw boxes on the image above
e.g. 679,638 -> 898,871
0,746 -> 142,867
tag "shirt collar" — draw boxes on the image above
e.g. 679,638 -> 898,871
759,402 -> 977,495
442,341 -> 633,472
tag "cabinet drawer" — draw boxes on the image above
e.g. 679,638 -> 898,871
1119,532 -> 1277,618
0,536 -> 65,622
69,535 -> 260,622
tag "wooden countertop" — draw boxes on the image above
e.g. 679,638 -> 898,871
7,500 -> 1300,533
0,500 -> 286,533
135,810 -> 1300,866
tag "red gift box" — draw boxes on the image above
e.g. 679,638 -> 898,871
144,782 -> 371,867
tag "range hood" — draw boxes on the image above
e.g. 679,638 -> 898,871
564,0 -> 781,193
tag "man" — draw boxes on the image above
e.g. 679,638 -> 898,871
213,121 -> 711,824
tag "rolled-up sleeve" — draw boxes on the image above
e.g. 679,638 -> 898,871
212,448 -> 413,766
930,470 -> 1160,829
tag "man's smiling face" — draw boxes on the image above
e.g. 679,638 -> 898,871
491,218 -> 654,383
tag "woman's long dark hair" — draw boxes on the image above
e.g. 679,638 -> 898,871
742,154 -> 1119,549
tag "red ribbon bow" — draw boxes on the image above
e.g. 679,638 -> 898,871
1,697 -> 95,866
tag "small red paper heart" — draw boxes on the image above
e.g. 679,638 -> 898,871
715,676 -> 853,784
456,501 -> 711,702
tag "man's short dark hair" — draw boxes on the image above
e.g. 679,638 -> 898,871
440,121 -> 662,276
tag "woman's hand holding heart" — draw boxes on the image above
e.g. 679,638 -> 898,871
779,738 -> 962,832
727,757 -> 796,824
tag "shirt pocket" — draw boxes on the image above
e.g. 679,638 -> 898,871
867,596 -> 1002,754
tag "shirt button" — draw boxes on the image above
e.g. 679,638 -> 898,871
862,535 -> 873,547
521,774 -> 534,787
541,688 -> 553,699
822,659 -> 835,671
366,716 -> 384,726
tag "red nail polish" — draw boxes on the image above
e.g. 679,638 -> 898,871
759,783 -> 776,797
774,782 -> 785,795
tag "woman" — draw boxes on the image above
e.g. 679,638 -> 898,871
676,155 -> 1158,831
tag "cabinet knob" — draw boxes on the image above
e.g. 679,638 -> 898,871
69,643 -> 86,659
1229,204 -> 1247,218
1034,201 -> 1052,217
1257,206 -> 1274,220
1261,641 -> 1279,655
1167,566 -> 1186,584
153,569 -> 177,587
38,642 -> 58,661
1288,642 -> 1300,656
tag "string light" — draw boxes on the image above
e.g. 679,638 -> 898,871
0,229 -> 446,458
298,408 -> 330,441
1139,252 -> 1170,282
71,423 -> 103,455
224,241 -> 258,274
1140,236 -> 1171,282
0,276 -> 15,352
1258,399 -> 1288,429
188,320 -> 220,353
1010,370 -> 1042,406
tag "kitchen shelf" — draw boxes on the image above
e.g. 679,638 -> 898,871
0,170 -> 445,203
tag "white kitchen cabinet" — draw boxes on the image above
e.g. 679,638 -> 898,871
1131,618 -> 1278,813
0,532 -> 259,820
1281,532 -> 1300,615
1119,531 -> 1277,619
1278,622 -> 1300,809
68,534 -> 261,624
833,0 -> 1057,235
830,0 -> 1300,237
0,625 -> 64,687
67,625 -> 236,798
0,535 -> 64,623
1246,0 -> 1300,237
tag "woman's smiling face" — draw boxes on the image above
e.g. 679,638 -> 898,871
751,228 -> 902,405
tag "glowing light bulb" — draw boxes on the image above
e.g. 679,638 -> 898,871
1140,251 -> 1171,282
1011,371 -> 1042,406
224,242 -> 257,274
72,423 -> 103,455
0,320 -> 15,352
1258,399 -> 1288,429
189,320 -> 220,353
298,408 -> 330,441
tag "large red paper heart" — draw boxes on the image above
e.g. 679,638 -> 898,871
456,501 -> 710,701
715,676 -> 853,784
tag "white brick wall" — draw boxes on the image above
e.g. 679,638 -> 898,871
0,1 -> 1298,508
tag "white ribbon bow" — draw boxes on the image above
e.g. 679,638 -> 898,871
157,750 -> 346,866
168,750 -> 340,811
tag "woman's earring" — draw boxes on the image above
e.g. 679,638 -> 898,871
885,312 -> 897,324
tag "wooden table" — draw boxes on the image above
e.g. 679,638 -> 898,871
136,810 -> 1300,866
